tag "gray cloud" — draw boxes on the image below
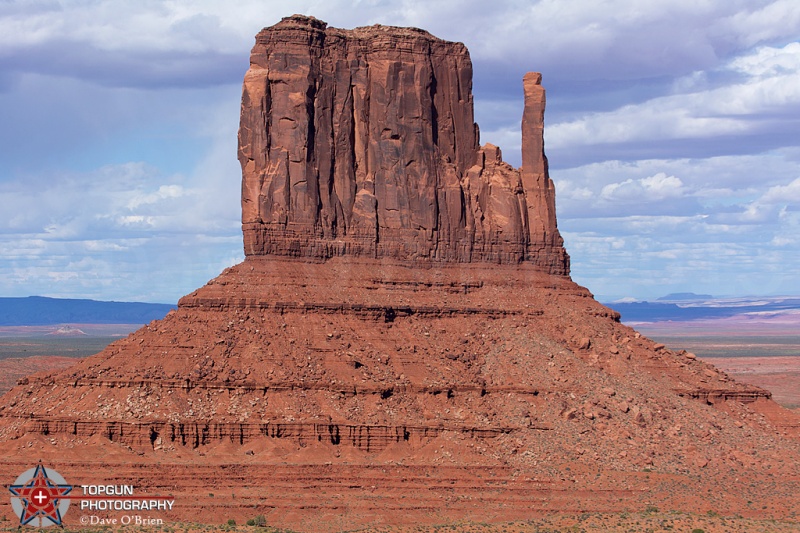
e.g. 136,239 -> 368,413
552,147 -> 800,299
547,43 -> 800,150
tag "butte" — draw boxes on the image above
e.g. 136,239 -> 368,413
0,15 -> 798,530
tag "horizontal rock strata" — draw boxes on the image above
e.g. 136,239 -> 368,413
1,258 -> 786,451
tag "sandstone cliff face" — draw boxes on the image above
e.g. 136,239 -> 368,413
238,15 -> 569,273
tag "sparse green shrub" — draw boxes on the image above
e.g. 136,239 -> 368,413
644,504 -> 659,513
227,518 -> 236,526
692,529 -> 705,533
254,514 -> 267,527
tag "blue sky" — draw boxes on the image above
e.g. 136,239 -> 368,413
1,0 -> 799,303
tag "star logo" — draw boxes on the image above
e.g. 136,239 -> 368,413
9,464 -> 73,527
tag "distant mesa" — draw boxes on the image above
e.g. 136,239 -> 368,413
609,295 -> 800,323
0,296 -> 176,326
46,326 -> 87,337
656,292 -> 714,301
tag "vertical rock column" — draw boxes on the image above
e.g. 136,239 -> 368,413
520,72 -> 569,274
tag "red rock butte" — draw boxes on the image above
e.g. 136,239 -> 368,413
0,15 -> 798,531
239,15 -> 568,272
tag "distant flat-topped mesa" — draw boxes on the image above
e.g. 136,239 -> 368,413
238,15 -> 569,274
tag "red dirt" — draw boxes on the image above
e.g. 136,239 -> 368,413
0,356 -> 78,395
708,356 -> 800,409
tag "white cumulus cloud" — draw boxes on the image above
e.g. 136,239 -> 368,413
600,173 -> 685,202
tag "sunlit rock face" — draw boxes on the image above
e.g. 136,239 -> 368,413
238,15 -> 568,273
